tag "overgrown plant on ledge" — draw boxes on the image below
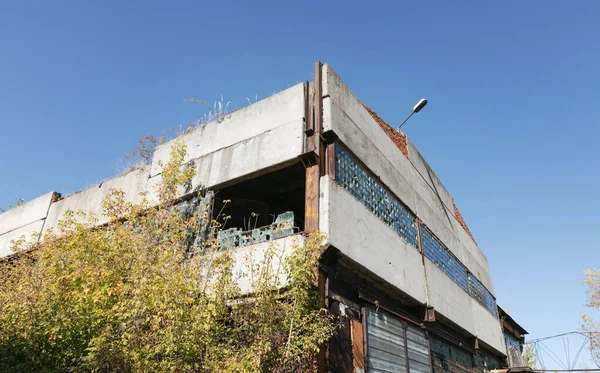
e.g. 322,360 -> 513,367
0,139 -> 334,373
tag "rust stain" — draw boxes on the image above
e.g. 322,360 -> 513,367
305,165 -> 320,233
362,104 -> 409,159
350,319 -> 365,371
453,199 -> 478,246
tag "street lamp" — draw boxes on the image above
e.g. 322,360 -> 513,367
397,98 -> 428,131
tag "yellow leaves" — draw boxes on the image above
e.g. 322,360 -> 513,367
0,138 -> 333,372
583,269 -> 600,364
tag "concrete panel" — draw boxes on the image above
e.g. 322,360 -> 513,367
147,119 -> 305,204
414,191 -> 465,264
151,83 -> 306,177
323,96 -> 417,213
471,298 -> 505,355
425,260 -> 476,336
320,177 -> 427,305
463,246 -> 494,294
0,220 -> 44,258
0,192 -> 55,236
445,205 -> 493,294
406,138 -> 454,212
231,234 -> 305,295
43,165 -> 151,235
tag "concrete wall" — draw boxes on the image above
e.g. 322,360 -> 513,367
231,234 -> 305,295
42,165 -> 152,236
322,64 -> 502,354
150,83 -> 306,178
322,64 -> 493,293
0,192 -> 55,257
319,177 -> 428,305
0,83 -> 307,258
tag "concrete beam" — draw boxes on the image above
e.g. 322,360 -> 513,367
424,259 -> 477,336
471,298 -> 505,355
42,165 -> 151,236
150,83 -> 306,178
146,119 -> 305,205
0,220 -> 44,257
322,78 -> 417,213
0,192 -> 55,236
320,177 -> 427,305
230,234 -> 305,295
406,138 -> 454,212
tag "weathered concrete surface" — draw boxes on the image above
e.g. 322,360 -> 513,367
146,119 -> 305,205
322,64 -> 494,296
0,192 -> 55,236
320,177 -> 427,305
471,298 -> 505,355
0,220 -> 44,257
231,234 -> 305,295
150,83 -> 306,177
406,138 -> 454,212
425,259 -> 477,336
42,165 -> 151,236
322,65 -> 417,213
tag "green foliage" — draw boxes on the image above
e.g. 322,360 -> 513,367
0,139 -> 334,372
522,344 -> 538,368
0,198 -> 24,213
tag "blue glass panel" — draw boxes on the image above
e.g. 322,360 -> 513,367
504,332 -> 521,352
420,226 -> 468,292
468,273 -> 497,317
334,144 -> 417,247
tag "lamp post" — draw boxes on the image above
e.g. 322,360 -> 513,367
397,98 -> 428,131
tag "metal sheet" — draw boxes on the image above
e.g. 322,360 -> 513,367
406,325 -> 432,373
367,308 -> 408,373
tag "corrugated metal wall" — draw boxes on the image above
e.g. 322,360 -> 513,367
366,308 -> 431,373
407,324 -> 432,373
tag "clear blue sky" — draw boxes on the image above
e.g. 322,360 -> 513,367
1,1 -> 598,368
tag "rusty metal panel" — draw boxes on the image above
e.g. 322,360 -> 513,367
351,318 -> 366,372
304,62 -> 323,235
305,165 -> 320,233
366,307 -> 408,373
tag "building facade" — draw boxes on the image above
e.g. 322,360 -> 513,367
0,62 -> 525,372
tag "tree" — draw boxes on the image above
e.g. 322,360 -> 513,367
583,269 -> 600,367
0,139 -> 334,372
522,344 -> 538,368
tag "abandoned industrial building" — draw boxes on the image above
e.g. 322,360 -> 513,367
0,62 -> 528,372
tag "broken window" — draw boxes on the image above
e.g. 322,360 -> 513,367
210,162 -> 306,250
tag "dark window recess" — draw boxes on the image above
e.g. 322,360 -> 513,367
211,163 -> 305,250
366,307 -> 431,373
174,191 -> 214,256
504,332 -> 521,352
430,335 -> 475,373
475,351 -> 501,372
